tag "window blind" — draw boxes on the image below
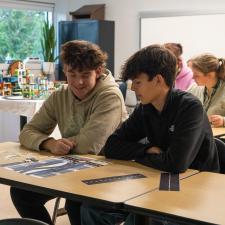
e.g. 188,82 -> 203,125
0,0 -> 55,12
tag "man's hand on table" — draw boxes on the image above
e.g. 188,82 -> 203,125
40,138 -> 76,155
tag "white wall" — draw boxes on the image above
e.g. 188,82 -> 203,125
54,0 -> 70,23
66,0 -> 225,78
141,13 -> 225,61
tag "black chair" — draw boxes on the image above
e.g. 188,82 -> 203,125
118,81 -> 127,100
214,138 -> 225,174
0,218 -> 49,225
115,80 -> 128,100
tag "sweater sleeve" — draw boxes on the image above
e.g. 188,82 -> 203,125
19,94 -> 57,151
104,105 -> 150,159
136,99 -> 206,173
69,91 -> 127,155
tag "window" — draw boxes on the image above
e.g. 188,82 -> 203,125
0,0 -> 54,62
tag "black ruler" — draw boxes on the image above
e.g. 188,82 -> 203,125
82,173 -> 146,185
159,173 -> 180,191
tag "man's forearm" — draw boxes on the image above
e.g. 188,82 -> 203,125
39,138 -> 56,151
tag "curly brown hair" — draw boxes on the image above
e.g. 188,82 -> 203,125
60,40 -> 108,71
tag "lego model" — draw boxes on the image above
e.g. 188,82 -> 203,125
0,61 -> 63,99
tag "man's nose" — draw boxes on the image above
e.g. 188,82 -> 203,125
76,78 -> 84,84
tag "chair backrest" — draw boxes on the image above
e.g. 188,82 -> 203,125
118,81 -> 127,100
214,138 -> 225,174
117,79 -> 138,115
0,218 -> 49,225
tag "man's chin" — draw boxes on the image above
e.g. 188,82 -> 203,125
140,100 -> 149,105
72,91 -> 85,100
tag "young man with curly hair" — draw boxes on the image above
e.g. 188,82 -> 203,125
10,40 -> 127,225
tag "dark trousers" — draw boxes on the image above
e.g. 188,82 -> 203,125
80,204 -> 129,225
80,205 -> 182,225
10,187 -> 82,225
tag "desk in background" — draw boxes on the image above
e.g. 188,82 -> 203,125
0,142 -> 198,210
0,97 -> 60,141
0,96 -> 44,130
125,172 -> 225,225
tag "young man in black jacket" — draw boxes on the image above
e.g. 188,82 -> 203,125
80,44 -> 220,225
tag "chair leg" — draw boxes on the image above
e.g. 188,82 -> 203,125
52,197 -> 68,225
52,197 -> 61,225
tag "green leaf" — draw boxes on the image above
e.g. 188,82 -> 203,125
40,20 -> 57,62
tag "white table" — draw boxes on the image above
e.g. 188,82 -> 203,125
125,172 -> 225,225
0,96 -> 44,130
0,97 -> 61,141
0,142 -> 198,210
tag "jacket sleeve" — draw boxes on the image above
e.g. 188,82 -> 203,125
104,105 -> 150,159
19,94 -> 57,151
136,99 -> 206,173
69,91 -> 127,155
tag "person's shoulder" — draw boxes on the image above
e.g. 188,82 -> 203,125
220,80 -> 225,89
98,71 -> 117,88
172,89 -> 202,106
52,84 -> 69,95
169,90 -> 204,119
214,80 -> 225,99
187,83 -> 204,94
96,71 -> 123,99
46,84 -> 70,103
96,86 -> 124,105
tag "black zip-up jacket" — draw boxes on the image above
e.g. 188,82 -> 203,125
104,89 -> 220,173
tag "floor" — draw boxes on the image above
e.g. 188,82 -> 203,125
0,184 -> 70,225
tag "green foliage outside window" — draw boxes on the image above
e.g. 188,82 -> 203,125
0,9 -> 47,63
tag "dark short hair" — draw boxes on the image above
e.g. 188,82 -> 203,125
60,40 -> 108,71
121,44 -> 177,88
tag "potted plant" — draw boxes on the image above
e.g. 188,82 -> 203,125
41,20 -> 58,79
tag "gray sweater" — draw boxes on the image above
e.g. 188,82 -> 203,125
188,81 -> 225,125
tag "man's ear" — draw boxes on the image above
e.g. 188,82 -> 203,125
95,66 -> 103,78
156,74 -> 169,89
155,74 -> 164,84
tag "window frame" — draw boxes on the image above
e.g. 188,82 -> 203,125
0,0 -> 55,12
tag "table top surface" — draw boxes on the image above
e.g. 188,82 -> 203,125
0,142 -> 198,208
125,172 -> 225,224
212,127 -> 225,137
